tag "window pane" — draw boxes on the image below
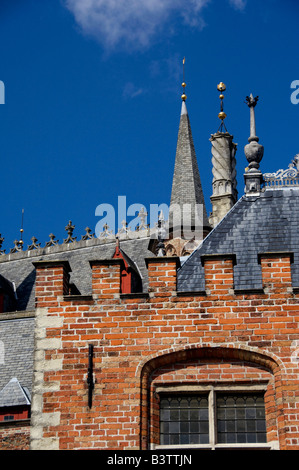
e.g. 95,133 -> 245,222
160,395 -> 209,446
216,393 -> 267,445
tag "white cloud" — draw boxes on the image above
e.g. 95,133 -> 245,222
229,0 -> 247,10
123,82 -> 145,99
64,0 -> 247,51
64,0 -> 210,51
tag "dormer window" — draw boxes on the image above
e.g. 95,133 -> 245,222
112,241 -> 142,294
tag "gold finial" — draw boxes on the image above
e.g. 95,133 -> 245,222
181,57 -> 187,101
217,82 -> 228,132
217,82 -> 226,93
19,209 -> 24,246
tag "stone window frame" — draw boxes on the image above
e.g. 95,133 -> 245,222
152,383 -> 279,450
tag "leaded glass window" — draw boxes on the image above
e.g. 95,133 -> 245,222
159,391 -> 267,448
216,394 -> 267,444
160,395 -> 209,446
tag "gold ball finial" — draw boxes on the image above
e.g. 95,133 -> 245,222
217,82 -> 226,92
218,111 -> 227,120
181,57 -> 187,101
217,82 -> 227,123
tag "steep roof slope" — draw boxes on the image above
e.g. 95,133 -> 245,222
0,317 -> 34,399
178,189 -> 299,292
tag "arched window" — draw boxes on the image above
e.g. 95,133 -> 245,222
140,347 -> 281,450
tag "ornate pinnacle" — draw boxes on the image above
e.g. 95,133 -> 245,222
10,240 -> 23,254
45,233 -> 59,247
244,93 -> 264,170
81,227 -> 95,241
244,93 -> 264,195
28,237 -> 41,250
245,94 -> 260,143
156,211 -> 166,257
64,220 -> 76,244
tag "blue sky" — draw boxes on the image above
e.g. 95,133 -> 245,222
0,0 -> 298,251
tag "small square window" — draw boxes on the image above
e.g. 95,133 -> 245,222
4,415 -> 14,421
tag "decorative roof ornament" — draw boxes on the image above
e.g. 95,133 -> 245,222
28,237 -> 41,250
64,220 -> 76,244
244,94 -> 264,196
137,207 -> 148,231
244,94 -> 264,169
264,155 -> 299,188
99,222 -> 114,239
181,57 -> 187,102
0,234 -> 5,255
117,220 -> 129,237
81,227 -> 95,241
45,233 -> 59,247
217,82 -> 228,132
10,240 -> 23,254
156,211 -> 167,257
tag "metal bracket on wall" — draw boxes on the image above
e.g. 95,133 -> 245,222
87,344 -> 94,409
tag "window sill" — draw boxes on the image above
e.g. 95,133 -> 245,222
152,442 -> 277,450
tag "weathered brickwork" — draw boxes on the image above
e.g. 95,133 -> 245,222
29,253 -> 299,450
0,421 -> 30,450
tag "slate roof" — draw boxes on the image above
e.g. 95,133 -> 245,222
0,236 -> 153,312
0,317 -> 34,405
178,188 -> 299,292
0,377 -> 31,407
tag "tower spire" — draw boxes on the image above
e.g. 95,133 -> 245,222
168,60 -> 211,254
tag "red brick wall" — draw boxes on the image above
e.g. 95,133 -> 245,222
0,421 -> 30,450
29,253 -> 299,450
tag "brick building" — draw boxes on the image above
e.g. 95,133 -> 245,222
1,86 -> 299,451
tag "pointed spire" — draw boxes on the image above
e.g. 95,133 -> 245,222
170,64 -> 210,239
